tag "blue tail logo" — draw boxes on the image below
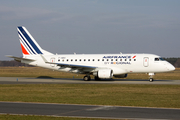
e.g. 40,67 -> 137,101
17,26 -> 43,55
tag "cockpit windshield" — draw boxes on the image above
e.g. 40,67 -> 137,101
155,57 -> 165,61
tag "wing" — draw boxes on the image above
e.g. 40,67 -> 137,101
52,63 -> 97,69
40,55 -> 97,73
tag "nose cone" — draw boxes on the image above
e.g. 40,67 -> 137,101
168,64 -> 175,71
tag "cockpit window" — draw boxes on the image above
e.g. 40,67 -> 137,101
155,58 -> 159,61
159,57 -> 165,61
155,57 -> 165,61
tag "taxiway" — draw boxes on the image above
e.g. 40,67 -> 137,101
0,77 -> 180,84
0,102 -> 180,120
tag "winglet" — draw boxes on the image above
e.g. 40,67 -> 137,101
40,54 -> 56,64
40,54 -> 48,63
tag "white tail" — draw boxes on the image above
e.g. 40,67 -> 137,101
17,26 -> 53,56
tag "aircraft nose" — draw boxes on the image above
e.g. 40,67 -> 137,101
168,64 -> 175,71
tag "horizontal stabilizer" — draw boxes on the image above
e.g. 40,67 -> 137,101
6,55 -> 36,62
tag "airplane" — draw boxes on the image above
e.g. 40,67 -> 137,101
7,26 -> 175,82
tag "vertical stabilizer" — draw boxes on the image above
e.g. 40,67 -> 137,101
17,26 -> 53,56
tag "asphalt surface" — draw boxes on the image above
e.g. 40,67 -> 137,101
0,77 -> 180,119
0,77 -> 180,84
0,102 -> 180,120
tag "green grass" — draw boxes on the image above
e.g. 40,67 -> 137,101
0,67 -> 84,78
0,114 -> 120,120
0,84 -> 180,108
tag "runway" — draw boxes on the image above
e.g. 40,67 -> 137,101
0,102 -> 180,120
0,77 -> 180,84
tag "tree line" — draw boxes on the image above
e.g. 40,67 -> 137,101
0,58 -> 180,67
0,60 -> 32,67
163,58 -> 180,68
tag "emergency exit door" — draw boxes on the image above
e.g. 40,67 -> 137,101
143,57 -> 149,67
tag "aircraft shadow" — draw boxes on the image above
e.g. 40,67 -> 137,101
35,76 -> 171,82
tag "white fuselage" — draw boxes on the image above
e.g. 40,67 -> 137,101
23,53 -> 175,75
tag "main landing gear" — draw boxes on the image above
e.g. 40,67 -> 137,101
149,73 -> 154,82
83,75 -> 91,81
83,75 -> 101,81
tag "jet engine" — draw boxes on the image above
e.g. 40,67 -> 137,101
93,69 -> 113,79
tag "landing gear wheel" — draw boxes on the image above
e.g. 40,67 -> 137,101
149,73 -> 155,82
149,78 -> 154,82
83,76 -> 91,81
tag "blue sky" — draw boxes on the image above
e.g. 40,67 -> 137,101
0,0 -> 180,60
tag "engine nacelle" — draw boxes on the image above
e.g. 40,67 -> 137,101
93,69 -> 113,79
113,74 -> 128,78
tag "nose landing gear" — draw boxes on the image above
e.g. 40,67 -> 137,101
149,73 -> 155,82
149,78 -> 154,82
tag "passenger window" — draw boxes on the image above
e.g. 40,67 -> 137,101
120,59 -> 122,61
92,59 -> 95,61
129,59 -> 131,61
98,59 -> 100,61
75,59 -> 77,61
67,59 -> 68,62
79,59 -> 81,61
102,59 -> 104,61
84,59 -> 86,61
134,59 -> 136,61
88,59 -> 90,61
111,59 -> 113,61
107,59 -> 109,61
71,59 -> 73,61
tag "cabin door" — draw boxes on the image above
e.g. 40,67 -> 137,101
143,57 -> 149,67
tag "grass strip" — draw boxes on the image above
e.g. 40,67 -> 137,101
0,114 -> 121,120
0,84 -> 180,108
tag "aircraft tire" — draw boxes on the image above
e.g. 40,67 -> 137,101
149,78 -> 153,82
83,76 -> 91,81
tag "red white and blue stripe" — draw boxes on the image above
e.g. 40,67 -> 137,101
17,26 -> 43,55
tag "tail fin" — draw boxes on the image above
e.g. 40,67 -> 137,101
17,26 -> 53,56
